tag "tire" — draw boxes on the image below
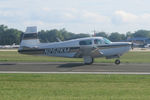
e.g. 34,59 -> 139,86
84,56 -> 94,65
115,59 -> 120,65
85,58 -> 94,65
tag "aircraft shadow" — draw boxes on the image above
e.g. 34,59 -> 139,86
0,63 -> 16,65
93,63 -> 114,66
58,63 -> 84,68
58,63 -> 115,68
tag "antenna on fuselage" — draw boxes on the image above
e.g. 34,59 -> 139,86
92,30 -> 97,37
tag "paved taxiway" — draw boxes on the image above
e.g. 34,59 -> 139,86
0,62 -> 150,74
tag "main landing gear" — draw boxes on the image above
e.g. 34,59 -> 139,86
83,56 -> 94,65
115,59 -> 120,65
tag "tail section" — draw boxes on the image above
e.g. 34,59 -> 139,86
19,26 -> 40,51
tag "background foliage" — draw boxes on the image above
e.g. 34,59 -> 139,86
0,24 -> 150,45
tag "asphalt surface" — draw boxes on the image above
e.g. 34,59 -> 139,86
0,62 -> 150,74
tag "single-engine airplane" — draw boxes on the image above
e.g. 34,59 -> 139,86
18,26 -> 133,65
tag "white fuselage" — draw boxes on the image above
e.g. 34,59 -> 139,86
19,37 -> 132,59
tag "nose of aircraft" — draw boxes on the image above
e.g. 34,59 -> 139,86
124,42 -> 134,49
127,42 -> 137,49
111,42 -> 133,50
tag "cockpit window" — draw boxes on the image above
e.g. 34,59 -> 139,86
79,40 -> 92,45
94,39 -> 102,45
103,38 -> 112,44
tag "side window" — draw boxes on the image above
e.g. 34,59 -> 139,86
79,40 -> 92,45
94,39 -> 102,45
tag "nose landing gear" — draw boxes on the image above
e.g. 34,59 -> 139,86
115,59 -> 120,65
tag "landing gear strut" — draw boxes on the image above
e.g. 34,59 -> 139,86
115,59 -> 120,65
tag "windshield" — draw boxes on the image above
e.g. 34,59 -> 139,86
103,38 -> 112,44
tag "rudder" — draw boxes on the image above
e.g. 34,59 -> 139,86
19,26 -> 40,51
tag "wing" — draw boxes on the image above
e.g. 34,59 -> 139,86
74,46 -> 103,58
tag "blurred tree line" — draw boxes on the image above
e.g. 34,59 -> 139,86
1,24 -> 150,45
0,25 -> 21,45
95,30 -> 150,42
38,28 -> 89,43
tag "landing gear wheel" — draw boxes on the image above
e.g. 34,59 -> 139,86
115,59 -> 120,65
83,56 -> 94,65
85,58 -> 94,65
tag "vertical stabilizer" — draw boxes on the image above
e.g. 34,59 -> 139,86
19,26 -> 40,50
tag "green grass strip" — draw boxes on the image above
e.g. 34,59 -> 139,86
0,74 -> 150,100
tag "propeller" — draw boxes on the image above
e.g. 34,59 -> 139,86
131,42 -> 138,50
131,42 -> 134,50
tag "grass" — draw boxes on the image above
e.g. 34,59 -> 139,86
0,51 -> 150,63
0,74 -> 150,100
0,51 -> 150,99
